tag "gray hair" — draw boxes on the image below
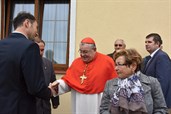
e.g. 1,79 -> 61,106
80,43 -> 96,49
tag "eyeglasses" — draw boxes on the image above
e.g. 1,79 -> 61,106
115,44 -> 123,47
78,49 -> 92,54
115,63 -> 127,67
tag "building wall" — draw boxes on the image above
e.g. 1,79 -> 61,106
75,0 -> 171,58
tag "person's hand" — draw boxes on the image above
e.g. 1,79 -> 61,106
51,81 -> 59,92
53,105 -> 58,109
48,81 -> 59,97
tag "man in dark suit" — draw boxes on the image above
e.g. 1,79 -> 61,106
0,12 -> 54,114
34,38 -> 60,114
141,33 -> 171,112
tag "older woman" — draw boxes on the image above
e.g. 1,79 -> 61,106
100,49 -> 167,114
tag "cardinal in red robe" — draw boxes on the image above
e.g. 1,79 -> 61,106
62,37 -> 118,94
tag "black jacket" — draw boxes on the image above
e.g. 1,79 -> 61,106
0,33 -> 51,114
36,57 -> 60,114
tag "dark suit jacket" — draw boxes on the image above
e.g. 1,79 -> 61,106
142,49 -> 171,108
107,52 -> 115,60
107,52 -> 116,63
0,33 -> 51,114
36,57 -> 59,114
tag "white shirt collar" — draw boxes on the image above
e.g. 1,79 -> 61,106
13,31 -> 28,39
150,48 -> 160,58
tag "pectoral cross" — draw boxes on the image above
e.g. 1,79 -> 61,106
80,64 -> 88,84
80,74 -> 87,84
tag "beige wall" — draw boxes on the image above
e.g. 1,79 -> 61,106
75,0 -> 171,58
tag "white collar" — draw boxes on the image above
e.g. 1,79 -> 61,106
150,48 -> 160,58
13,31 -> 28,39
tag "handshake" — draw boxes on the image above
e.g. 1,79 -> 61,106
48,81 -> 59,97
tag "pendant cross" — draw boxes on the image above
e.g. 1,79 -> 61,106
80,74 -> 87,84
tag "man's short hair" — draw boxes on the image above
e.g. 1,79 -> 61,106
13,11 -> 36,30
146,33 -> 163,46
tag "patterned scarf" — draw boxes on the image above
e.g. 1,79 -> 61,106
110,74 -> 148,114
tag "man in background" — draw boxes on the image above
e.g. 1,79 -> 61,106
34,37 -> 60,114
0,11 -> 52,114
107,39 -> 126,60
45,49 -> 58,64
141,33 -> 171,113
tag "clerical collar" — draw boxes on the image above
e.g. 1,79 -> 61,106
13,31 -> 28,39
150,48 -> 160,58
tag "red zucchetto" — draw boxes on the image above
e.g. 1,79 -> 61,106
81,37 -> 95,44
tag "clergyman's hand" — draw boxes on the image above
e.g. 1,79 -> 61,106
48,81 -> 59,97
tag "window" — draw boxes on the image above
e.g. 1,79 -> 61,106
42,0 -> 69,65
1,0 -> 72,74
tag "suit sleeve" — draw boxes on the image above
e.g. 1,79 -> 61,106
100,81 -> 111,114
49,61 -> 60,107
155,54 -> 171,98
21,43 -> 51,99
149,77 -> 168,113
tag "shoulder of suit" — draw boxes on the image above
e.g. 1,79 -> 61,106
42,57 -> 52,63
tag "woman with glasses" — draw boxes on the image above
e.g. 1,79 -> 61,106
100,49 -> 167,114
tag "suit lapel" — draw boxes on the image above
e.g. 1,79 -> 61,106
143,56 -> 152,72
143,49 -> 161,73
